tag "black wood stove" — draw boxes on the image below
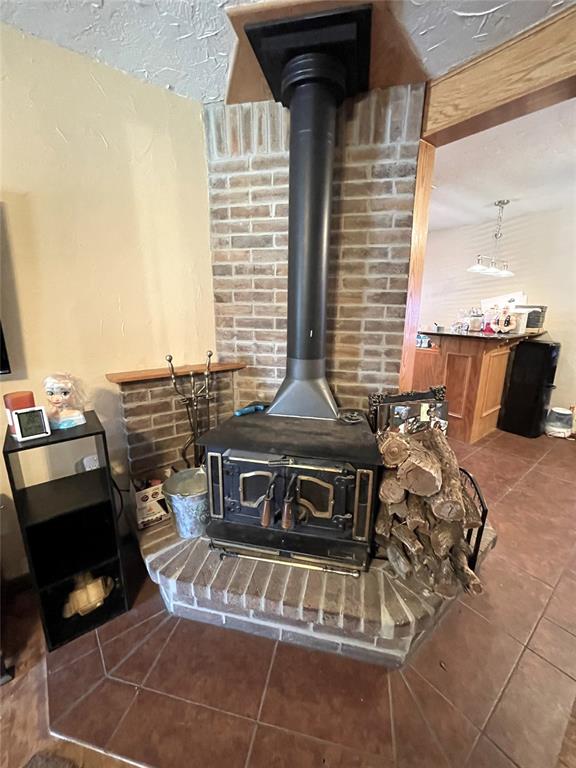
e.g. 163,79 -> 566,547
199,6 -> 380,575
201,412 -> 379,573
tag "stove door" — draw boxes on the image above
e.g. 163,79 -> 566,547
296,475 -> 334,519
239,470 -> 274,508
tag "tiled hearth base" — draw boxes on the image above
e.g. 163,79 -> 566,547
139,520 -> 496,667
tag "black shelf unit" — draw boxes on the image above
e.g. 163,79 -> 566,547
3,411 -> 128,650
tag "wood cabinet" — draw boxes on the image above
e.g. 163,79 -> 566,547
413,333 -> 528,443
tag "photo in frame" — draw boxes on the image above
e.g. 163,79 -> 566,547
368,386 -> 448,435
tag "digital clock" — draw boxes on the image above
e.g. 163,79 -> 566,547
12,406 -> 51,442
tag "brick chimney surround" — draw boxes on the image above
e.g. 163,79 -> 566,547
205,85 -> 425,411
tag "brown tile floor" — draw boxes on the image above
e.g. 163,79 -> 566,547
1,431 -> 575,768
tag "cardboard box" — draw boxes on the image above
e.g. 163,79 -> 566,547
132,481 -> 170,530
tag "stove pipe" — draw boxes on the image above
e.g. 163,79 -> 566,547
267,53 -> 346,420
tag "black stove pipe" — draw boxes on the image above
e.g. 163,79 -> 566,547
267,53 -> 346,420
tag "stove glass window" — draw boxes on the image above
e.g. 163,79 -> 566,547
296,476 -> 334,519
240,471 -> 273,508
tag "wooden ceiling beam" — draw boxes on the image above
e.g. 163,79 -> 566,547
422,6 -> 576,147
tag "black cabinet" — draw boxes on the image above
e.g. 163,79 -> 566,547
3,411 -> 128,650
498,334 -> 561,438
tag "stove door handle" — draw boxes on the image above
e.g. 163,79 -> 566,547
261,497 -> 272,528
281,500 -> 294,530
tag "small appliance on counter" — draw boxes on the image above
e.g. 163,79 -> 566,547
515,305 -> 547,333
498,334 -> 560,437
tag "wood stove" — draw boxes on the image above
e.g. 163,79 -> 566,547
199,6 -> 380,575
201,412 -> 380,574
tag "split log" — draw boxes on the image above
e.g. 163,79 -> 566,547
379,471 -> 406,504
396,442 -> 442,497
377,431 -> 410,468
390,500 -> 408,520
386,541 -> 412,579
406,494 -> 428,532
391,523 -> 424,555
417,429 -> 465,521
376,427 -> 484,599
415,530 -> 443,576
451,546 -> 483,595
430,521 -> 463,558
434,559 -> 460,599
374,502 -> 393,538
462,487 -> 483,529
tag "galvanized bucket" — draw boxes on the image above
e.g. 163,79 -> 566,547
163,467 -> 209,539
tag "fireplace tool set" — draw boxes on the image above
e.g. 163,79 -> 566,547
165,350 -> 214,468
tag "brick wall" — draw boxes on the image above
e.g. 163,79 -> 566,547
118,371 -> 235,477
204,84 -> 425,411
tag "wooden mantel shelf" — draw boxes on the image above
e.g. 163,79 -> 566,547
106,361 -> 246,385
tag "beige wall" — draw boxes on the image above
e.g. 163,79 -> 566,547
419,207 -> 576,409
0,26 -> 215,578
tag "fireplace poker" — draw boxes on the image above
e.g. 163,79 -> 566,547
165,351 -> 214,468
260,473 -> 277,528
281,474 -> 297,530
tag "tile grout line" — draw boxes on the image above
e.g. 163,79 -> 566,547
51,673 -> 106,729
95,626 -> 107,673
406,663 -> 479,733
475,549 -> 561,590
500,445 -> 553,497
526,645 -> 576,684
140,617 -> 181,688
243,639 -> 279,768
107,615 -> 173,677
542,613 -> 576,641
49,630 -> 111,727
138,682 -> 256,724
103,684 -> 139,752
47,641 -> 101,676
401,669 -> 451,768
50,729 -> 154,768
97,607 -> 166,649
387,673 -> 397,768
476,535 -> 576,762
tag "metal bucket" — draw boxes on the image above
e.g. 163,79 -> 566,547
163,468 -> 209,539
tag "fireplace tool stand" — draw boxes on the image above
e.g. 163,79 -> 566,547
165,351 -> 214,468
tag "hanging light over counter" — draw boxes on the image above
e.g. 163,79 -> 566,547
467,200 -> 514,277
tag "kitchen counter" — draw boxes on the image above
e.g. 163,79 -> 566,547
413,332 -> 537,443
419,330 -> 543,341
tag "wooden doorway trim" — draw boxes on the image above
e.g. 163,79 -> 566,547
400,7 -> 576,390
422,5 -> 576,147
399,139 -> 435,390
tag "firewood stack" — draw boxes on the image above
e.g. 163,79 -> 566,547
375,428 -> 483,597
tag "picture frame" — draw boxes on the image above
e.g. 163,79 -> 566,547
368,386 -> 448,435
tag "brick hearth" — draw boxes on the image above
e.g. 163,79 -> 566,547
139,520 -> 496,667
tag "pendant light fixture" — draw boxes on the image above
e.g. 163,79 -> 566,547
467,200 -> 513,277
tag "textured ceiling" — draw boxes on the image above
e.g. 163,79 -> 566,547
1,0 -> 574,103
428,97 -> 576,230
